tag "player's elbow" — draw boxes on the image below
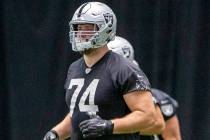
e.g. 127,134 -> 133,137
152,117 -> 165,134
143,108 -> 165,133
152,109 -> 166,134
143,109 -> 157,128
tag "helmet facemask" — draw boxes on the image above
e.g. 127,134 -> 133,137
70,23 -> 98,51
70,21 -> 113,52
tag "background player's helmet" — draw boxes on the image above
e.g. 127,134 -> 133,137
108,36 -> 134,61
69,2 -> 117,52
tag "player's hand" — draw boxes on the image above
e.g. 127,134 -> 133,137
79,114 -> 114,138
43,130 -> 59,140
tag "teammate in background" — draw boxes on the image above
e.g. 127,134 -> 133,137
150,89 -> 181,140
107,36 -> 138,66
108,36 -> 182,140
43,2 -> 164,140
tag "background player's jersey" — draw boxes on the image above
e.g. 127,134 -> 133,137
151,88 -> 178,121
65,51 -> 151,140
140,89 -> 179,140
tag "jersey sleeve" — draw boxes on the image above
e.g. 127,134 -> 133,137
151,88 -> 179,120
112,61 -> 151,95
160,98 -> 178,121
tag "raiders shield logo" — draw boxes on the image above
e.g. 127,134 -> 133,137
103,13 -> 113,25
85,68 -> 91,74
122,47 -> 131,58
161,104 -> 174,116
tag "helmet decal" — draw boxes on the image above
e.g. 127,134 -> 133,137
77,3 -> 89,17
103,13 -> 114,26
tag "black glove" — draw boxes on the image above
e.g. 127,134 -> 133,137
43,130 -> 59,140
79,114 -> 114,138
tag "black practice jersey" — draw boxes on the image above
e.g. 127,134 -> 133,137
65,51 -> 151,140
151,88 -> 178,121
139,88 -> 179,140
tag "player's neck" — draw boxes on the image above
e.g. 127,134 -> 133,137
83,46 -> 109,68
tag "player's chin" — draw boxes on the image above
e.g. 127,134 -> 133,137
80,48 -> 96,55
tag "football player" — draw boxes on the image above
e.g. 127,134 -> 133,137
43,2 -> 165,140
108,36 -> 182,140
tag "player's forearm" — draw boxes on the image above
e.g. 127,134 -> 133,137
140,106 -> 165,135
162,116 -> 182,140
52,113 -> 71,140
111,110 -> 156,134
162,129 -> 182,140
139,121 -> 164,135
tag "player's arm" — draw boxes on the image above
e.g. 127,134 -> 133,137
112,91 -> 164,134
79,91 -> 164,138
52,113 -> 72,139
161,115 -> 182,140
43,113 -> 72,140
139,105 -> 165,135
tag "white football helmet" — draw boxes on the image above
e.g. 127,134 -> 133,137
69,2 -> 117,52
108,36 -> 134,61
